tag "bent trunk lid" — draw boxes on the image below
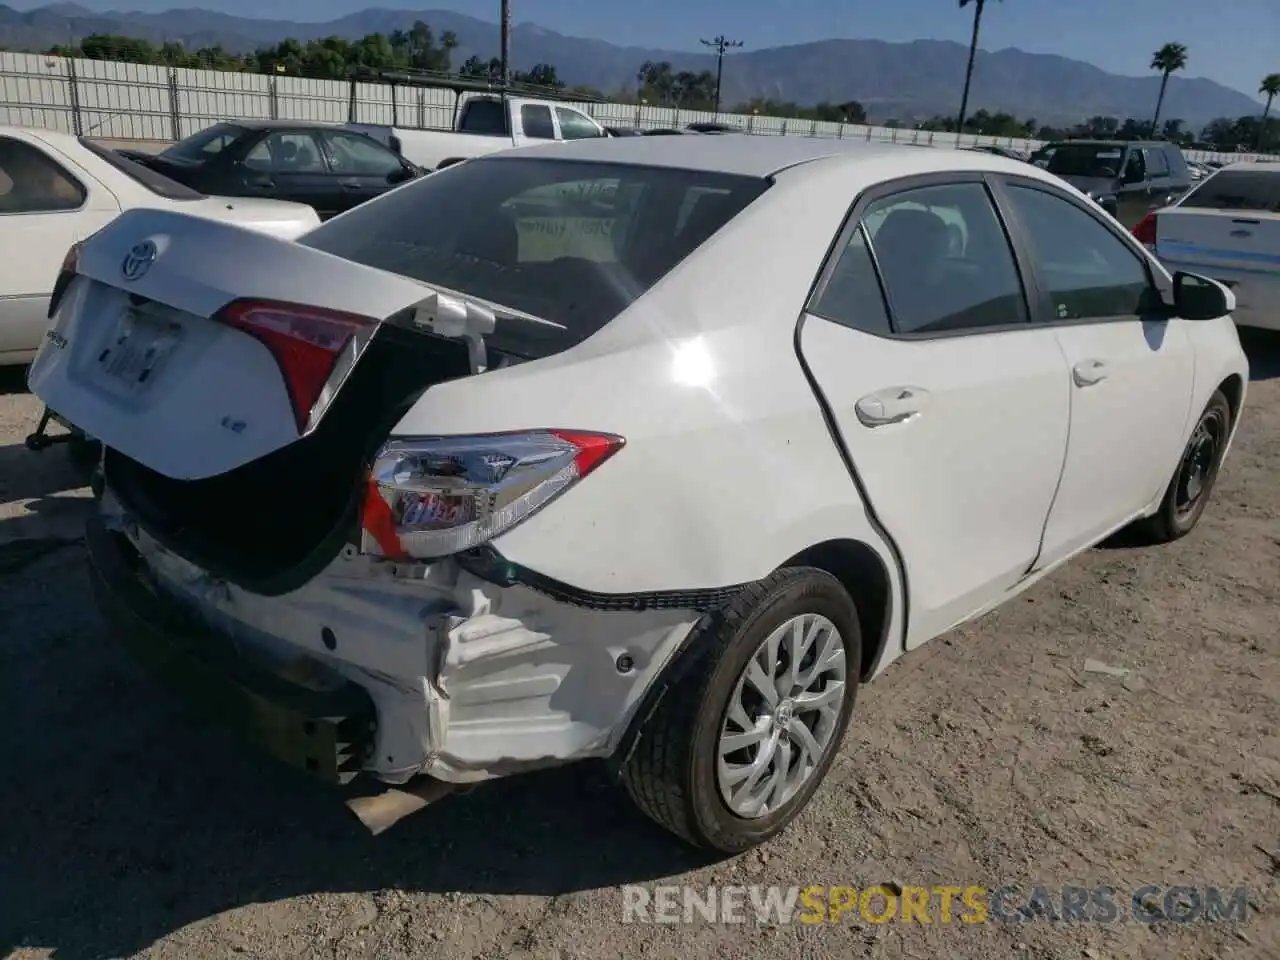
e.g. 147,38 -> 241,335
27,207 -> 452,480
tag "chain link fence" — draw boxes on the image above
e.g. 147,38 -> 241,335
2,51 -> 1272,163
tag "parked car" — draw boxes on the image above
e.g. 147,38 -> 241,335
0,126 -> 319,369
604,126 -> 646,137
1029,139 -> 1192,227
686,122 -> 743,134
120,120 -> 421,220
29,136 -> 1247,853
351,90 -> 608,172
1134,161 -> 1280,331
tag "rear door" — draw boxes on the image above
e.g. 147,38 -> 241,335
1154,168 -> 1280,330
319,129 -> 412,213
797,175 -> 1072,648
994,176 -> 1196,564
237,129 -> 342,218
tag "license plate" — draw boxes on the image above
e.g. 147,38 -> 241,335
97,305 -> 183,390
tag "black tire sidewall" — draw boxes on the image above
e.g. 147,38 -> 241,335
1163,391 -> 1231,537
685,570 -> 861,852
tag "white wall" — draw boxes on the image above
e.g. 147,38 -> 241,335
2,51 -> 1275,163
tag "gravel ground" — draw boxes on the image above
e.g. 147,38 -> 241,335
1,333 -> 1277,960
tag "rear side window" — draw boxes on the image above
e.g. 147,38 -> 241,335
0,137 -> 85,212
1144,147 -> 1170,177
1179,170 -> 1280,212
810,225 -> 893,336
862,182 -> 1027,335
299,157 -> 769,357
459,99 -> 508,135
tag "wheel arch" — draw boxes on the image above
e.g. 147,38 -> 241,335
779,539 -> 894,682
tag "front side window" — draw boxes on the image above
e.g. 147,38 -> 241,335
299,157 -> 769,356
1003,184 -> 1153,320
860,182 -> 1027,335
0,137 -> 86,213
322,131 -> 403,177
244,132 -> 327,173
1144,147 -> 1171,177
521,105 -> 556,140
555,108 -> 603,140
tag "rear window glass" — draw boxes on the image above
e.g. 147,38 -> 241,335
77,138 -> 204,201
1178,170 -> 1280,212
159,122 -> 246,162
299,156 -> 770,357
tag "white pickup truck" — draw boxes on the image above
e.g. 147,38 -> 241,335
1135,161 -> 1280,331
347,91 -> 608,172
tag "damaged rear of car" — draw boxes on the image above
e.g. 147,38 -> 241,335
30,151 -> 829,847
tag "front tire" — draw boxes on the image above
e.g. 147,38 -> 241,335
622,567 -> 861,853
1134,389 -> 1232,544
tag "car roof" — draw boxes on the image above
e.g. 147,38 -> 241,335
489,133 -> 1045,179
217,119 -> 342,131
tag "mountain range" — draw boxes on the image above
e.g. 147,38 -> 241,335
0,4 -> 1267,126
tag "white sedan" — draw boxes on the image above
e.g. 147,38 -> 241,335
29,134 -> 1248,852
0,126 -> 320,366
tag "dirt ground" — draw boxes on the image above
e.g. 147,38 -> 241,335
0,333 -> 1277,960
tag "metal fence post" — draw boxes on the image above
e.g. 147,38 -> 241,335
347,77 -> 358,123
166,68 -> 181,141
268,75 -> 279,120
390,81 -> 398,127
780,117 -> 788,136
66,58 -> 83,136
417,89 -> 425,130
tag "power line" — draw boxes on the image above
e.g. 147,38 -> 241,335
700,34 -> 743,115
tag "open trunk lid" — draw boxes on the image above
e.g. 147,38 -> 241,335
27,207 -> 467,481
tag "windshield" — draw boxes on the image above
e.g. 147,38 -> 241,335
160,122 -> 247,163
1178,169 -> 1280,212
1033,144 -> 1126,179
76,138 -> 204,201
300,156 -> 770,358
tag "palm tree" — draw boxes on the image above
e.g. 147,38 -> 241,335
1149,42 -> 1188,134
1260,73 -> 1280,150
957,0 -> 1002,133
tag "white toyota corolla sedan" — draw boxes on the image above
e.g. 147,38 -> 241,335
28,134 -> 1248,853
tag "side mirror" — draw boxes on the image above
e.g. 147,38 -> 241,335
1172,271 -> 1234,320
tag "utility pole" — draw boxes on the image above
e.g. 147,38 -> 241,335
700,34 -> 743,115
499,0 -> 511,82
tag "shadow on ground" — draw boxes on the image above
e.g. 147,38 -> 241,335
0,365 -> 30,396
0,556 -> 717,959
0,441 -> 87,505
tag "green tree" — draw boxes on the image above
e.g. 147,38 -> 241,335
956,0 -> 1002,132
1259,73 -> 1280,149
515,63 -> 564,89
1149,42 -> 1188,133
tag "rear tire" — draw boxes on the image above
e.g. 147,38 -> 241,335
622,567 -> 860,853
1133,389 -> 1231,544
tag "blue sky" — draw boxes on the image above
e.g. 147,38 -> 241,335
17,0 -> 1278,98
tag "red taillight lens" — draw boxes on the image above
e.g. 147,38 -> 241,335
1132,212 -> 1158,246
216,299 -> 374,433
361,430 -> 625,560
48,241 -> 83,318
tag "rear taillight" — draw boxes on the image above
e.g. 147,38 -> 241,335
48,241 -> 82,317
216,299 -> 374,433
361,430 -> 625,561
1132,211 -> 1158,246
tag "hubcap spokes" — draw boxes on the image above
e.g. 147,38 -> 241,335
716,613 -> 847,819
1176,415 -> 1222,515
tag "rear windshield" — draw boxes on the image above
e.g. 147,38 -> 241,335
160,122 -> 247,163
76,138 -> 204,201
1178,170 -> 1280,212
299,156 -> 770,357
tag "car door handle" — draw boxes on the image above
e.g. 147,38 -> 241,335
854,387 -> 928,427
339,179 -> 363,190
1072,359 -> 1109,387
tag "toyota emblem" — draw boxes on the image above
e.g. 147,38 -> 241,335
121,240 -> 157,281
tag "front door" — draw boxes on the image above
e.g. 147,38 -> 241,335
797,177 -> 1072,648
318,129 -> 409,214
994,177 -> 1196,565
